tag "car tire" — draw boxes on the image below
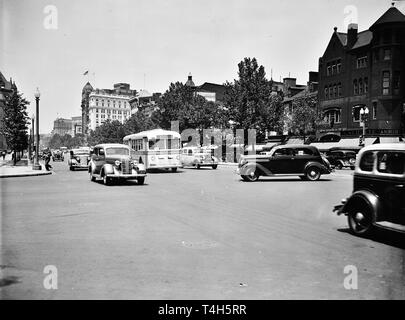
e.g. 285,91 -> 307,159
241,167 -> 259,182
89,171 -> 96,182
196,164 -> 201,169
171,167 -> 178,172
347,202 -> 374,236
336,162 -> 343,170
103,175 -> 111,186
305,166 -> 321,181
212,164 -> 218,169
350,166 -> 355,170
70,166 -> 74,171
137,177 -> 145,185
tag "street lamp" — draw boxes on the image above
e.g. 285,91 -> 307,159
33,88 -> 41,170
359,106 -> 369,147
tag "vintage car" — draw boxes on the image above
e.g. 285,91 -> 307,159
180,146 -> 218,169
333,143 -> 405,236
68,148 -> 90,170
52,150 -> 64,161
325,149 -> 357,170
237,144 -> 332,182
88,143 -> 146,185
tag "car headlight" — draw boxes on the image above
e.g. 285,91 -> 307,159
115,160 -> 121,166
151,156 -> 155,161
176,155 -> 180,160
239,158 -> 247,166
76,156 -> 80,161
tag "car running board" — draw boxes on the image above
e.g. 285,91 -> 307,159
374,221 -> 405,233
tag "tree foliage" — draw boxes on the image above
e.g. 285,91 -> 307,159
223,57 -> 284,142
48,133 -> 85,149
1,87 -> 29,164
288,93 -> 320,140
87,120 -> 126,146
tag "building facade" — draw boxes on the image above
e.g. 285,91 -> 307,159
185,73 -> 227,103
317,5 -> 405,140
52,118 -> 73,136
81,83 -> 136,132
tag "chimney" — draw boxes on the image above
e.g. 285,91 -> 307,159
347,23 -> 358,48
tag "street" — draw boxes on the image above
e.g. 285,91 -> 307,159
1,159 -> 404,299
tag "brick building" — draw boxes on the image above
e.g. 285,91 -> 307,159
317,5 -> 405,143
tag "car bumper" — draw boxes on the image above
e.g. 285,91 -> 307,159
106,173 -> 146,180
71,164 -> 88,168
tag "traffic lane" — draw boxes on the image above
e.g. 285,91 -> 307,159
1,161 -> 404,299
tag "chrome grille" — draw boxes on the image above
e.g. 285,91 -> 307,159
79,155 -> 87,164
121,159 -> 131,174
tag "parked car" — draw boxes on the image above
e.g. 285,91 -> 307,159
333,143 -> 405,236
68,148 -> 90,170
88,143 -> 146,185
237,144 -> 332,182
325,149 -> 356,170
181,146 -> 218,169
52,150 -> 64,161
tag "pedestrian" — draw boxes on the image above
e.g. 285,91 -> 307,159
1,150 -> 5,160
45,150 -> 53,171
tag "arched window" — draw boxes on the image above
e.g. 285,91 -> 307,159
353,79 -> 358,95
359,78 -> 363,94
324,108 -> 341,125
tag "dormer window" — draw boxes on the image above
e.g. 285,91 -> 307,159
357,56 -> 367,69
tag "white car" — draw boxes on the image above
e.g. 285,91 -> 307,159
181,146 -> 218,169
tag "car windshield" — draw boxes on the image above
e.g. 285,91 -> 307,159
73,150 -> 89,155
106,147 -> 129,156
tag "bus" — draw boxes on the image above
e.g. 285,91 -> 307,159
123,129 -> 182,171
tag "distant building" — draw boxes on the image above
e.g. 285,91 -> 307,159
129,90 -> 161,117
52,118 -> 73,136
81,82 -> 136,131
71,116 -> 82,136
0,71 -> 15,149
185,73 -> 227,103
317,4 -> 405,141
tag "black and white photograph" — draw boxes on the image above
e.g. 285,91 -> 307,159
1,0 -> 405,304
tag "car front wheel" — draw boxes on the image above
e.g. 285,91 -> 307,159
347,203 -> 374,236
305,167 -> 321,181
212,164 -> 218,169
137,177 -> 145,185
241,167 -> 259,182
103,175 -> 112,186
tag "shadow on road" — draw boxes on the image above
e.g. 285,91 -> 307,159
338,227 -> 405,250
239,178 -> 333,182
146,169 -> 185,174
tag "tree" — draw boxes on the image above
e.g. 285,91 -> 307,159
288,93 -> 320,142
87,120 -> 126,146
124,111 -> 158,135
154,82 -> 228,133
1,87 -> 29,165
223,57 -> 283,143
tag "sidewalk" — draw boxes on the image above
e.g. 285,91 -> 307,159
0,154 -> 52,178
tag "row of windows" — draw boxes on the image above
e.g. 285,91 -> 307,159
96,109 -> 127,115
323,103 -> 378,125
382,71 -> 401,95
324,83 -> 342,99
353,78 -> 368,95
326,59 -> 342,76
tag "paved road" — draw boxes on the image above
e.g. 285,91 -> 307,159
1,158 -> 404,299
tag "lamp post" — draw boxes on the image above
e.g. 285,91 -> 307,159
359,106 -> 369,147
33,88 -> 41,170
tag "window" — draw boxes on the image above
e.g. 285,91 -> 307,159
359,79 -> 363,95
372,102 -> 377,119
382,71 -> 390,95
333,85 -> 337,97
353,79 -> 358,95
273,148 -> 294,156
131,139 -> 143,151
357,56 -> 367,68
377,152 -> 405,174
188,149 -> 193,155
337,60 -> 342,74
383,49 -> 391,60
295,148 -> 314,156
352,106 -> 362,122
364,78 -> 368,93
327,65 -> 331,76
324,109 -> 341,125
338,83 -> 342,96
329,85 -> 333,99
359,152 -> 374,172
393,71 -> 400,95
332,64 -> 337,75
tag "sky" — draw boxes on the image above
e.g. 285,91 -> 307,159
1,0 -> 402,133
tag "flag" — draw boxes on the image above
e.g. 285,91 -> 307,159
83,70 -> 89,76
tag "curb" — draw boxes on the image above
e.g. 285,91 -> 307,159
0,171 -> 53,178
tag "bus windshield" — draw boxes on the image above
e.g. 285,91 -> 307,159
106,147 -> 129,156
